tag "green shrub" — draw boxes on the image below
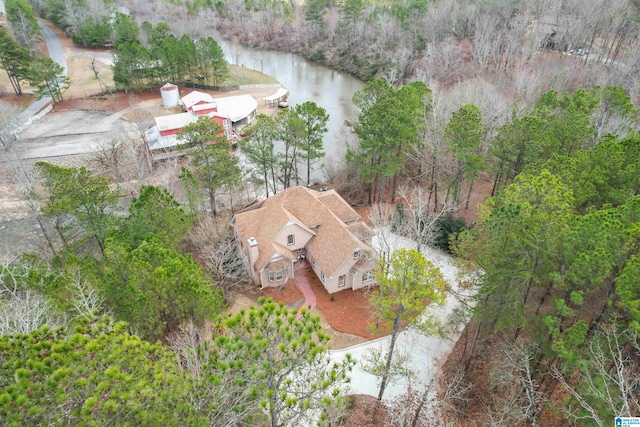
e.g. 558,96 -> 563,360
435,213 -> 468,253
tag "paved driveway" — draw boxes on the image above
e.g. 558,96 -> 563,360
14,110 -> 134,159
328,229 -> 472,401
8,19 -> 68,133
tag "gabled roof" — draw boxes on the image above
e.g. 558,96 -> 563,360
181,91 -> 215,110
191,102 -> 220,114
181,91 -> 257,123
214,94 -> 258,122
314,190 -> 360,223
234,186 -> 377,277
154,112 -> 199,132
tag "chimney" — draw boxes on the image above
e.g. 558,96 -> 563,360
248,237 -> 259,266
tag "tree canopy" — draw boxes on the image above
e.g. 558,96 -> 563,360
371,248 -> 447,400
0,317 -> 197,426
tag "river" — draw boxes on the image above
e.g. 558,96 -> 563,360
216,38 -> 364,180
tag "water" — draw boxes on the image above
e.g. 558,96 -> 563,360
217,39 -> 364,179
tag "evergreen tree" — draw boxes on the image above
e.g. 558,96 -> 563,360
101,236 -> 223,342
113,12 -> 139,47
28,57 -> 70,103
4,0 -> 41,54
117,185 -> 192,250
206,298 -> 354,427
370,248 -> 447,400
443,104 -> 487,209
0,27 -> 31,94
242,114 -> 280,196
197,37 -> 229,86
178,117 -> 241,216
0,317 -> 199,425
34,162 -> 121,255
293,101 -> 329,186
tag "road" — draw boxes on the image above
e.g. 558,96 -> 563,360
70,48 -> 114,66
9,20 -> 69,133
39,21 -> 67,73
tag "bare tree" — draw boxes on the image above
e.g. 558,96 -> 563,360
184,214 -> 248,302
89,57 -> 112,95
126,94 -> 154,176
437,365 -> 474,419
166,320 -> 265,427
0,253 -> 27,298
551,326 -> 640,427
92,133 -> 125,181
396,182 -> 449,252
483,338 -> 543,427
368,203 -> 401,265
0,102 -> 57,256
0,290 -> 60,335
167,320 -> 209,379
0,253 -> 61,335
68,271 -> 104,319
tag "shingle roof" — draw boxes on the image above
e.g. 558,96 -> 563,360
234,186 -> 376,277
347,222 -> 374,244
314,190 -> 360,223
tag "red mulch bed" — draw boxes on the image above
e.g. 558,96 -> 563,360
262,279 -> 304,305
306,269 -> 385,340
265,268 -> 384,340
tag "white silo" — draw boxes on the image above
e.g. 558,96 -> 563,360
160,83 -> 179,107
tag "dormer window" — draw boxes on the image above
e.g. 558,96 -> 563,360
354,250 -> 360,259
287,234 -> 295,245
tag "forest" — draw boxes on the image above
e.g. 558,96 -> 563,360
0,0 -> 639,425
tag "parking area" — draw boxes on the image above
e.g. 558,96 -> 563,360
14,110 -> 135,159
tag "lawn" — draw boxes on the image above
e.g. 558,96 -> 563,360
227,64 -> 279,86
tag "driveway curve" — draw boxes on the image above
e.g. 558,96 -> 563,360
38,21 -> 67,74
10,19 -> 69,131
329,229 -> 473,402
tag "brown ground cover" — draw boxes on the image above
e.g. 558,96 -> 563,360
229,277 -> 368,349
262,278 -> 304,305
307,270 -> 386,341
0,93 -> 38,109
53,89 -> 161,113
258,267 -> 383,344
342,394 -> 390,427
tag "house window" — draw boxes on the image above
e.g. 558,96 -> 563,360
268,269 -> 284,282
311,255 -> 316,266
287,234 -> 295,246
354,250 -> 360,259
363,270 -> 374,282
321,270 -> 325,282
338,275 -> 346,287
297,248 -> 304,254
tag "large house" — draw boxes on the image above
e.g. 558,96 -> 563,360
233,186 -> 378,294
147,90 -> 258,153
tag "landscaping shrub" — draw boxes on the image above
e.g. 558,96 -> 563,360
435,213 -> 468,253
